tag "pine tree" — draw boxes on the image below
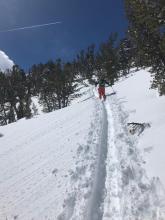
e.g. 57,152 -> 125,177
33,59 -> 78,112
0,72 -> 8,125
98,33 -> 119,85
125,0 -> 165,95
76,44 -> 96,80
117,37 -> 133,76
0,65 -> 32,124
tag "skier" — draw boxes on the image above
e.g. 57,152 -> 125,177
95,77 -> 110,101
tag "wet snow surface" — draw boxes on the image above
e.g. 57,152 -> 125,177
0,70 -> 165,220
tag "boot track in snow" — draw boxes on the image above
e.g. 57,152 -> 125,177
57,87 -> 165,220
86,101 -> 108,220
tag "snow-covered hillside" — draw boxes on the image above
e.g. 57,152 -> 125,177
114,69 -> 165,186
0,69 -> 165,220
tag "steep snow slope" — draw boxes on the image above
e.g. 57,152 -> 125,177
0,87 -> 103,220
113,69 -> 165,186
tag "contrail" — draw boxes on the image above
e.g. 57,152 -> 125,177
0,21 -> 62,33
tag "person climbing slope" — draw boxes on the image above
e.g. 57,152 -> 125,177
95,77 -> 110,101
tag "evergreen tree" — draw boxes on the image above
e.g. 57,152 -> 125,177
117,37 -> 133,76
76,45 -> 96,80
0,65 -> 32,125
34,59 -> 78,112
125,0 -> 165,95
0,72 -> 8,125
98,33 -> 119,85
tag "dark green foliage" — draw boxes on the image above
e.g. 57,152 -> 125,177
0,65 -> 32,125
75,44 -> 96,80
117,37 -> 133,76
97,33 -> 119,85
125,0 -> 165,95
75,33 -> 121,85
0,60 -> 78,125
32,60 -> 78,112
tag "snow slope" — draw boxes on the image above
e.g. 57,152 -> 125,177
113,69 -> 165,186
0,70 -> 165,220
0,87 -> 102,220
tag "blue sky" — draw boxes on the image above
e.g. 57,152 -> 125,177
0,0 -> 128,70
